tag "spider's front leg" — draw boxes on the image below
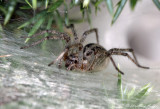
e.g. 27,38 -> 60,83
80,28 -> 99,44
20,30 -> 71,49
83,48 -> 100,71
20,36 -> 53,49
48,48 -> 68,66
65,24 -> 78,41
57,58 -> 63,68
67,63 -> 76,71
75,47 -> 83,70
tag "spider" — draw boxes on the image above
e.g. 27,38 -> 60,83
20,24 -> 149,75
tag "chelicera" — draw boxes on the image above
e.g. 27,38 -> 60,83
20,24 -> 149,75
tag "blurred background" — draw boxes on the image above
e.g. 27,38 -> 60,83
0,0 -> 160,109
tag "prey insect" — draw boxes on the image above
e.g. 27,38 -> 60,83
20,24 -> 149,75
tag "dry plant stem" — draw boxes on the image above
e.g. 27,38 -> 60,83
0,55 -> 12,57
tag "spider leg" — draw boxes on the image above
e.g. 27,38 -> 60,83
93,53 -> 107,68
108,49 -> 149,69
86,51 -> 96,71
114,52 -> 149,69
57,58 -> 63,68
65,24 -> 78,41
20,33 -> 71,49
65,24 -> 85,69
21,30 -> 70,40
108,48 -> 139,61
48,49 -> 68,66
87,51 -> 104,71
78,28 -> 100,69
109,56 -> 124,75
21,30 -> 71,45
87,58 -> 95,71
20,36 -> 51,49
21,30 -> 52,38
78,49 -> 83,69
67,63 -> 76,71
80,28 -> 99,44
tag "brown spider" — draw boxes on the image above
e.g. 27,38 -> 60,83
20,24 -> 149,75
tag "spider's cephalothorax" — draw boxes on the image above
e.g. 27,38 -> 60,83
20,24 -> 149,75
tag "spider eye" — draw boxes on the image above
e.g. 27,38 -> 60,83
86,51 -> 92,56
83,57 -> 87,60
79,46 -> 82,50
74,60 -> 78,63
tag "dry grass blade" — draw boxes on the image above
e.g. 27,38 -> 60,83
0,55 -> 12,57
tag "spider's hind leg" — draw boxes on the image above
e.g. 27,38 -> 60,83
108,48 -> 149,69
109,56 -> 124,75
118,52 -> 149,69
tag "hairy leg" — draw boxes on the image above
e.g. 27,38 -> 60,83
67,63 -> 76,71
85,51 -> 96,71
108,48 -> 149,69
20,36 -> 53,49
78,29 -> 99,69
112,52 -> 149,69
57,58 -> 63,68
88,51 -> 105,71
93,53 -> 107,69
21,30 -> 69,38
65,24 -> 78,41
21,30 -> 71,43
109,56 -> 124,75
48,49 -> 68,66
20,33 -> 71,49
80,28 -> 99,44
